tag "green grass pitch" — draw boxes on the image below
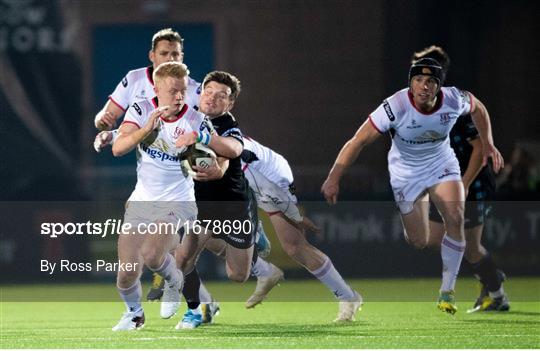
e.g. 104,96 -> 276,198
1,278 -> 539,348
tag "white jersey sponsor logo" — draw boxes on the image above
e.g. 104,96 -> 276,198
370,86 -> 472,210
123,99 -> 207,201
369,86 -> 473,173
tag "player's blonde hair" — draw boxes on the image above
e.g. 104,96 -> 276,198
153,62 -> 190,83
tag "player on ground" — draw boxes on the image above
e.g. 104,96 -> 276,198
110,62 -> 208,331
241,136 -> 363,322
413,46 -> 510,312
321,56 -> 504,314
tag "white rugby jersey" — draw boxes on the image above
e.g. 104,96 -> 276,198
109,66 -> 201,112
122,99 -> 207,201
369,87 -> 474,176
242,136 -> 294,190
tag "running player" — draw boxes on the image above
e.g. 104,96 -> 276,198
241,136 -> 363,322
321,57 -> 504,314
92,28 -> 219,322
413,46 -> 510,312
110,62 -> 208,331
172,71 -> 265,329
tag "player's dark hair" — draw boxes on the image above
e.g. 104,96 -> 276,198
412,45 -> 450,76
203,71 -> 242,100
152,28 -> 184,51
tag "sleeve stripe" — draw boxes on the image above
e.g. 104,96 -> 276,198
368,115 -> 384,134
109,96 -> 127,112
121,120 -> 140,129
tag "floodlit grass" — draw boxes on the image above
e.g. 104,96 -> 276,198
1,278 -> 539,348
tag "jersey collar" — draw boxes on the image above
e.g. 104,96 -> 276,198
407,89 -> 444,115
151,97 -> 188,123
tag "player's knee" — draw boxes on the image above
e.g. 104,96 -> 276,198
464,244 -> 482,262
227,270 -> 249,283
405,234 -> 428,249
281,238 -> 305,258
442,209 -> 464,229
175,251 -> 194,273
141,246 -> 163,269
426,236 -> 441,250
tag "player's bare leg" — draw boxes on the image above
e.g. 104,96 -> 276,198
175,228 -> 212,276
138,221 -> 185,320
400,193 -> 430,249
224,244 -> 254,282
429,181 -> 466,314
270,213 -> 361,322
172,228 -> 212,329
464,224 -> 510,312
113,231 -> 145,331
205,237 -> 283,308
145,234 -> 179,302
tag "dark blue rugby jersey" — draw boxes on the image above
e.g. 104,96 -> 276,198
194,112 -> 249,201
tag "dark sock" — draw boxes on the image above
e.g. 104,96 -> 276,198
470,253 -> 502,292
182,268 -> 201,310
251,247 -> 258,268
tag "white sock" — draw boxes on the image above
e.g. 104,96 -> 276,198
489,286 -> 505,299
309,256 -> 355,301
117,280 -> 142,313
150,253 -> 182,287
190,305 -> 202,315
440,233 -> 465,292
199,283 -> 212,304
251,258 -> 273,278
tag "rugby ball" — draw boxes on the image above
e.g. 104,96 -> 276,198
180,143 -> 217,177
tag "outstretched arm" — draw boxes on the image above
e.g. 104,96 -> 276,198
470,97 -> 504,173
321,118 -> 381,205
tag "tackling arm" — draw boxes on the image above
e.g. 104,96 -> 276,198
208,135 -> 243,159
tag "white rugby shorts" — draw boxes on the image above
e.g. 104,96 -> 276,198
390,157 -> 461,214
244,166 -> 297,213
123,201 -> 198,230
